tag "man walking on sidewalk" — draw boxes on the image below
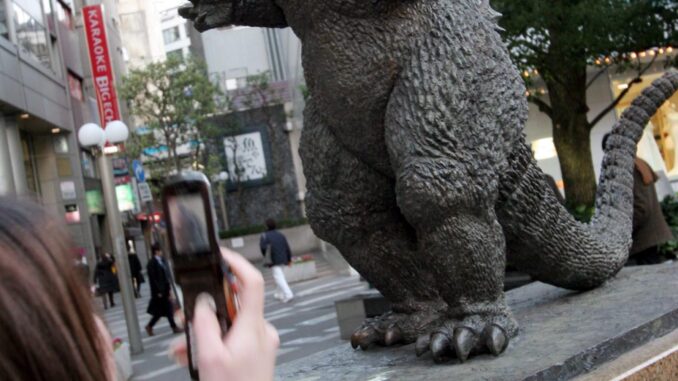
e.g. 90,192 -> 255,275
145,243 -> 182,336
260,218 -> 294,303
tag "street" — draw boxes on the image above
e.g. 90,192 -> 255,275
104,255 -> 366,380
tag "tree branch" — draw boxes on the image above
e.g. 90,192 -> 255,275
528,96 -> 553,119
587,54 -> 658,129
586,67 -> 609,90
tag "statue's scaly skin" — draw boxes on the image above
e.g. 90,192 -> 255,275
180,0 -> 678,362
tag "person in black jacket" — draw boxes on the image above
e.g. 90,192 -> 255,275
93,253 -> 118,309
260,219 -> 294,303
127,252 -> 144,298
145,243 -> 181,336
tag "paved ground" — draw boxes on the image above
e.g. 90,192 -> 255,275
103,253 -> 367,380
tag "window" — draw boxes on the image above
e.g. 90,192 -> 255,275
12,2 -> 52,71
56,0 -> 73,30
68,72 -> 83,101
163,26 -> 180,45
166,48 -> 184,62
0,1 -> 9,40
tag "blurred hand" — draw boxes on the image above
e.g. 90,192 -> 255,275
170,248 -> 279,381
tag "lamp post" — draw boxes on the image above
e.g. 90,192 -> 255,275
213,171 -> 229,231
78,121 -> 143,354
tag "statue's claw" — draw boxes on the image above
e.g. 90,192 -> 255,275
430,332 -> 452,362
350,326 -> 379,350
415,334 -> 430,357
384,325 -> 403,346
452,327 -> 477,362
348,307 -> 444,351
484,324 -> 508,356
415,313 -> 517,363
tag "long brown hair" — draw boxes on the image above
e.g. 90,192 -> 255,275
0,197 -> 111,380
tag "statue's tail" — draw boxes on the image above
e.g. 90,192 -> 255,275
498,71 -> 678,290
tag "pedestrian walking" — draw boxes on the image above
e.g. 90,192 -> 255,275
128,251 -> 144,298
145,243 -> 182,336
93,253 -> 118,309
260,218 -> 294,303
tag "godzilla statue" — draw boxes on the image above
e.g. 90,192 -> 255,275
180,0 -> 678,362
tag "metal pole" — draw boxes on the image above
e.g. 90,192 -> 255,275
97,153 -> 144,354
218,182 -> 229,231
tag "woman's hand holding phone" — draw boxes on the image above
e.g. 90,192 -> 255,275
170,248 -> 279,381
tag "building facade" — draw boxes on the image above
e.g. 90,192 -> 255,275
0,0 -> 130,268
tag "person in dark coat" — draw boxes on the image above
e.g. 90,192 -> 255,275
145,243 -> 181,336
629,157 -> 674,264
93,253 -> 118,309
128,252 -> 144,298
260,218 -> 294,302
603,133 -> 673,265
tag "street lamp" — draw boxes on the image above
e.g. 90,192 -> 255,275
213,171 -> 230,231
78,121 -> 143,354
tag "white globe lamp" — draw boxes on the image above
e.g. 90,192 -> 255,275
218,171 -> 229,182
105,120 -> 129,144
78,123 -> 105,148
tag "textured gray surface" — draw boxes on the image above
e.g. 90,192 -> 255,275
276,264 -> 678,381
182,0 -> 678,360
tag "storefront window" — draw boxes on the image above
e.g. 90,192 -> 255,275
0,1 -> 9,40
611,71 -> 678,176
12,1 -> 52,71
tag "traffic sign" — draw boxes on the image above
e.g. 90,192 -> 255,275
137,182 -> 153,202
132,160 -> 145,182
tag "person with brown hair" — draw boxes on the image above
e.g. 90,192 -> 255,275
0,197 -> 115,380
0,197 -> 279,381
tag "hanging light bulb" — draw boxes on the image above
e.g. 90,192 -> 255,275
630,52 -> 638,59
604,57 -> 611,64
667,47 -> 674,54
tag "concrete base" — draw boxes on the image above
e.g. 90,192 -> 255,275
276,263 -> 678,381
335,290 -> 392,340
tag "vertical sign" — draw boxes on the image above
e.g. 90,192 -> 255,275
82,5 -> 121,127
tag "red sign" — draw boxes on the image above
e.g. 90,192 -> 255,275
82,5 -> 120,127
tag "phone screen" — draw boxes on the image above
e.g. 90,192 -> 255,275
167,194 -> 211,256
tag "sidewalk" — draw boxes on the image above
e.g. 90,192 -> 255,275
103,250 -> 365,380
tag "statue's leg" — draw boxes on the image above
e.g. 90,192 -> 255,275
384,89 -> 519,363
300,102 -> 446,348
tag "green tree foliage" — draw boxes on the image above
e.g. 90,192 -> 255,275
120,56 -> 220,177
491,0 -> 678,208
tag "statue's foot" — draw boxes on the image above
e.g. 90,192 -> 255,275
350,308 -> 444,350
415,313 -> 518,363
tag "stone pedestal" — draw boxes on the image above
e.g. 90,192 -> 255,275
335,290 -> 392,340
276,263 -> 678,381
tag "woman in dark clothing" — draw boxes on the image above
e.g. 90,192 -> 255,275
128,253 -> 144,298
93,253 -> 118,309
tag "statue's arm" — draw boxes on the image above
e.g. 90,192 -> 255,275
180,0 -> 287,31
232,0 -> 287,28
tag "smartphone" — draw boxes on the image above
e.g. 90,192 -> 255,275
161,171 -> 238,380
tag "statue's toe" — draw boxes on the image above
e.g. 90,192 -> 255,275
415,334 -> 430,357
484,324 -> 509,356
453,327 -> 477,362
430,332 -> 452,363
